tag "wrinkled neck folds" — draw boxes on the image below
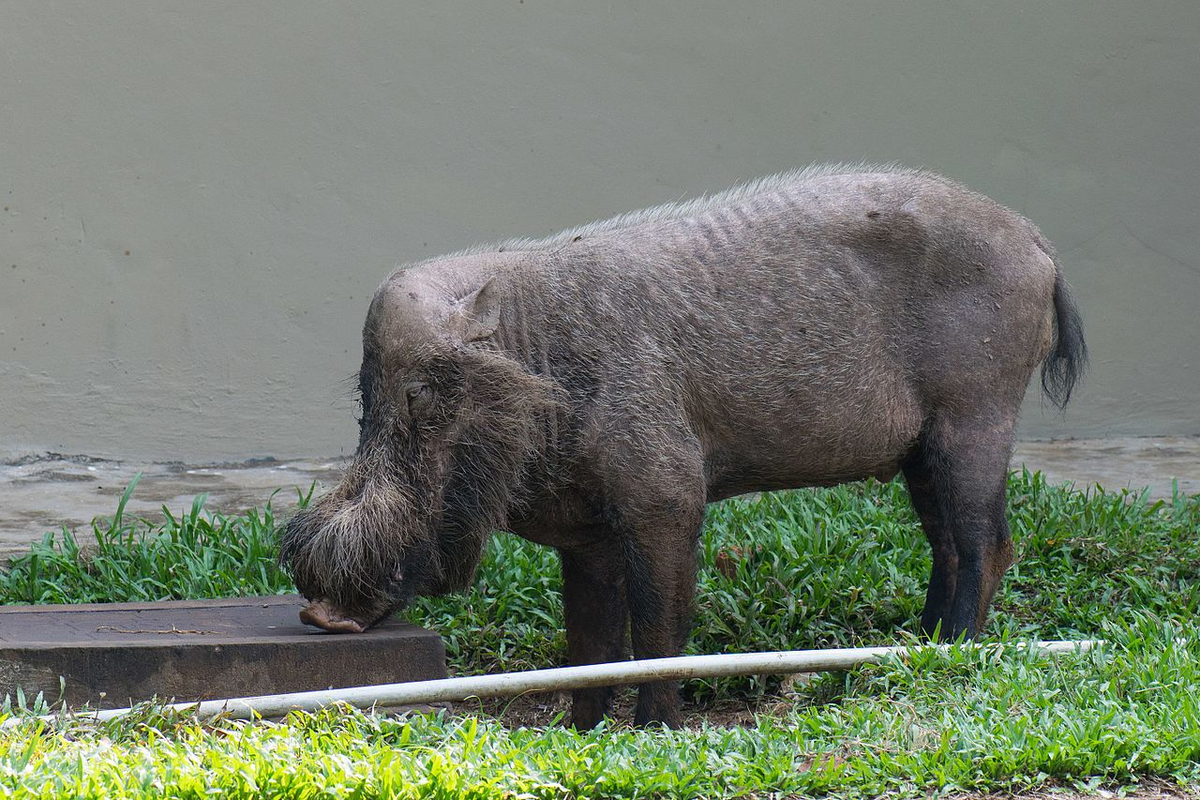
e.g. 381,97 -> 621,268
432,345 -> 563,585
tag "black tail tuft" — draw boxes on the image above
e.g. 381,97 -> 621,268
1041,267 -> 1087,408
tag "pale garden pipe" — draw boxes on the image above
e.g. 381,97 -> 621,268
12,640 -> 1099,726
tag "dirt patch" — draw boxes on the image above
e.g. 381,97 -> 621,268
4,438 -> 1197,561
0,456 -> 344,560
458,689 -> 770,730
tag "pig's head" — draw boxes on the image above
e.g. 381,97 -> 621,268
280,266 -> 560,632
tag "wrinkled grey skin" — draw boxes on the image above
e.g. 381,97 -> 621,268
281,165 -> 1086,728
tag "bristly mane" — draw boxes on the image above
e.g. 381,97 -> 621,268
435,162 -> 927,261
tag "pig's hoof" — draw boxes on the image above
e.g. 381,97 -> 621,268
299,599 -> 367,633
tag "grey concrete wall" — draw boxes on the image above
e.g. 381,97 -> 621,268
2,1 -> 1197,462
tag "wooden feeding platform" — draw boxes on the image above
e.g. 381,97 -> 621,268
0,595 -> 445,710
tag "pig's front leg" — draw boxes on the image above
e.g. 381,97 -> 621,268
602,446 -> 707,728
560,537 -> 629,729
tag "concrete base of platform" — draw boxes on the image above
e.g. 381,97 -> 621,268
0,595 -> 445,710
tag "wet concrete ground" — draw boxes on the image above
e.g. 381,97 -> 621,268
1,436 -> 1197,560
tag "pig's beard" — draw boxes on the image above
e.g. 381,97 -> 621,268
281,347 -> 563,627
281,444 -> 434,624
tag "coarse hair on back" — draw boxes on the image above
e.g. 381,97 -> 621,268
444,162 -> 931,260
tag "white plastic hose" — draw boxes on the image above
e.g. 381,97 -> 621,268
23,639 -> 1098,724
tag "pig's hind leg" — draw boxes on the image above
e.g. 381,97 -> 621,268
901,413 -> 1016,640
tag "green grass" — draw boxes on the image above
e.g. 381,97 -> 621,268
431,470 -> 1200,699
3,471 -> 1200,690
2,621 -> 1199,798
0,474 -> 302,605
1,470 -> 1198,797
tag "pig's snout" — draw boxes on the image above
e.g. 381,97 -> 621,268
299,598 -> 371,634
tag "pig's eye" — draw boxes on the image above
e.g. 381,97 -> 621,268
404,381 -> 433,416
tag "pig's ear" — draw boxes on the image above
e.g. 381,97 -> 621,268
455,277 -> 501,343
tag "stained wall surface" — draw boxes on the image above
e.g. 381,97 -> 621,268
2,2 -> 1197,462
